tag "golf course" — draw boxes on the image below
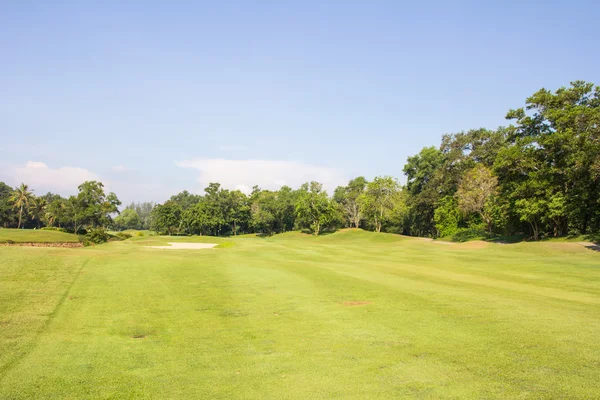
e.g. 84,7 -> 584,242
1,229 -> 598,399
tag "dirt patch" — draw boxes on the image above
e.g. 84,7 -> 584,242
577,242 -> 600,252
342,301 -> 372,307
132,334 -> 146,339
146,242 -> 218,250
453,241 -> 489,250
0,242 -> 83,248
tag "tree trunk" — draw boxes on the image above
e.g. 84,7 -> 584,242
482,214 -> 493,235
530,221 -> 539,241
17,204 -> 24,229
233,220 -> 237,236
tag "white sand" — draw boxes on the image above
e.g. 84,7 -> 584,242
146,242 -> 218,250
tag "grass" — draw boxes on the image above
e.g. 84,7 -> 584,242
0,228 -> 80,243
0,229 -> 599,398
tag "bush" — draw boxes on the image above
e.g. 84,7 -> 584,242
116,232 -> 133,240
136,231 -> 145,237
41,227 -> 68,233
451,227 -> 488,242
85,228 -> 110,245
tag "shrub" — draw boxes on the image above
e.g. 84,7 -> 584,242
85,228 -> 110,245
451,227 -> 488,242
136,231 -> 145,237
434,196 -> 460,237
116,232 -> 133,240
41,227 -> 68,233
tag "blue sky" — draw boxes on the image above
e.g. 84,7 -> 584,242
1,1 -> 599,203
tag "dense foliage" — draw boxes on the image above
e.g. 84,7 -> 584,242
2,82 -> 598,240
0,181 -> 121,235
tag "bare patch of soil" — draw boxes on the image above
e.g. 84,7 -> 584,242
577,242 -> 600,252
1,242 -> 83,248
453,241 -> 489,249
146,242 -> 218,250
342,301 -> 372,306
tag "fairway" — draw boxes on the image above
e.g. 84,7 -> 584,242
0,228 -> 80,243
1,230 -> 599,399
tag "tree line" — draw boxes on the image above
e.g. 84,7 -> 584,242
0,181 -> 122,233
150,81 -> 600,239
2,81 -> 598,240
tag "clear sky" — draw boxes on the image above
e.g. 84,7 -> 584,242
1,1 -> 599,203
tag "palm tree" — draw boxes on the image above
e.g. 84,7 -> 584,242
29,197 -> 47,228
45,199 -> 66,228
9,183 -> 34,229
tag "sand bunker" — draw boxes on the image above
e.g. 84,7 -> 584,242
146,242 -> 218,250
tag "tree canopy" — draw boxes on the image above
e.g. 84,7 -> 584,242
2,81 -> 598,241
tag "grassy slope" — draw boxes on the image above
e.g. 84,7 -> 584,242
0,228 -> 80,243
0,230 -> 599,399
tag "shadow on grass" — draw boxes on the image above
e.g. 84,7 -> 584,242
444,228 -> 526,244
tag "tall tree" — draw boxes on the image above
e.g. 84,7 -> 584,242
151,201 -> 182,235
126,202 -> 155,229
66,181 -> 121,232
169,190 -> 201,211
45,198 -> 67,228
360,176 -> 399,233
505,80 -> 600,235
403,147 -> 445,236
334,177 -> 367,228
10,183 -> 34,229
456,165 -> 499,234
295,182 -> 336,236
0,182 -> 15,228
223,190 -> 250,235
251,191 -> 277,235
114,208 -> 141,230
29,197 -> 47,228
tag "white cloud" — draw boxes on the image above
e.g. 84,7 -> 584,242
11,161 -> 100,193
111,164 -> 127,172
177,158 -> 346,194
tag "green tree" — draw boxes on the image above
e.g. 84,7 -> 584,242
114,208 -> 141,230
274,186 -> 297,233
514,198 -> 547,241
29,197 -> 47,228
151,201 -> 182,235
0,182 -> 16,228
360,176 -> 399,233
65,181 -> 121,233
506,81 -> 600,235
10,183 -> 34,229
251,191 -> 277,235
434,196 -> 460,237
169,190 -> 201,211
125,202 -> 155,229
295,182 -> 336,236
45,198 -> 67,228
223,190 -> 250,235
456,165 -> 499,234
334,177 -> 367,228
403,147 -> 445,236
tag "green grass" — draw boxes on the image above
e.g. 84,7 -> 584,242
1,229 -> 599,398
0,228 -> 80,243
